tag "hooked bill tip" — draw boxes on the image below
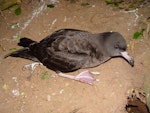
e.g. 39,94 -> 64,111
129,59 -> 134,67
120,51 -> 134,67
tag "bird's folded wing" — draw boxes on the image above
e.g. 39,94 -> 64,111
42,29 -> 102,71
44,47 -> 88,72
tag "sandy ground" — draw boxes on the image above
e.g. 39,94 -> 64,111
0,0 -> 150,113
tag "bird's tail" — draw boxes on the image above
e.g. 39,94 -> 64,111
4,47 -> 39,62
4,38 -> 39,62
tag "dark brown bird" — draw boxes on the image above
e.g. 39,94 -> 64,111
5,29 -> 134,85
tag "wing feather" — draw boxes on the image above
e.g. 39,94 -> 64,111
41,29 -> 104,72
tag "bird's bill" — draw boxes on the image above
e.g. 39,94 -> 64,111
120,51 -> 134,67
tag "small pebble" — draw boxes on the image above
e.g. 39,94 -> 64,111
59,89 -> 64,94
91,71 -> 100,75
12,89 -> 20,96
47,95 -> 51,101
96,79 -> 100,82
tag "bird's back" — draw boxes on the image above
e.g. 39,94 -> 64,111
32,29 -> 110,72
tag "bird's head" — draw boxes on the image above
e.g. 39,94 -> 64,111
104,32 -> 134,67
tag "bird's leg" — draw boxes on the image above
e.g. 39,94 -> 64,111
57,70 -> 95,85
23,62 -> 43,80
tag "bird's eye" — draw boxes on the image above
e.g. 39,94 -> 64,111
114,44 -> 119,49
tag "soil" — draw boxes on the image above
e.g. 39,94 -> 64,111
0,0 -> 150,113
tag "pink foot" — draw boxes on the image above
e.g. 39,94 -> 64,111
57,70 -> 95,85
